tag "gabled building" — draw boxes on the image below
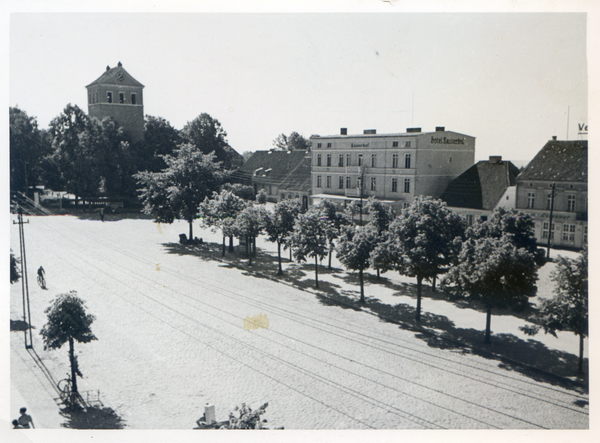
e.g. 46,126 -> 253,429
310,127 -> 475,212
236,150 -> 311,203
516,138 -> 587,250
440,156 -> 520,225
86,62 -> 144,142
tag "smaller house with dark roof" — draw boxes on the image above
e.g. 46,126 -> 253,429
516,138 -> 587,250
236,150 -> 311,205
440,155 -> 520,225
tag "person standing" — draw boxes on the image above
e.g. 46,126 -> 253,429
18,407 -> 34,428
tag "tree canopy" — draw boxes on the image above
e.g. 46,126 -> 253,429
272,132 -> 310,151
291,209 -> 329,288
135,144 -> 223,240
182,113 -> 234,168
522,247 -> 588,372
263,199 -> 302,274
336,225 -> 378,302
141,115 -> 183,172
372,198 -> 464,321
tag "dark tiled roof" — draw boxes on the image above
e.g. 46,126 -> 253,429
86,64 -> 144,88
440,160 -> 520,210
278,156 -> 312,193
238,150 -> 308,185
518,140 -> 587,182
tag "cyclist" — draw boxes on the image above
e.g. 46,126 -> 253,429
37,266 -> 46,289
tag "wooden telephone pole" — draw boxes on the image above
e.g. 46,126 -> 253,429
13,206 -> 33,349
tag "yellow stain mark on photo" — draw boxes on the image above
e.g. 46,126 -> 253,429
243,313 -> 269,331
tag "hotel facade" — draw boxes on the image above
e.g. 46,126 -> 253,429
310,127 -> 475,212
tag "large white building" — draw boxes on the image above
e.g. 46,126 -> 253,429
310,127 -> 475,212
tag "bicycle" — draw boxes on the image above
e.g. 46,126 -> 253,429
57,376 -> 72,404
37,273 -> 46,290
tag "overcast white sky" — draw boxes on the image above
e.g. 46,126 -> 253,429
7,5 -> 591,164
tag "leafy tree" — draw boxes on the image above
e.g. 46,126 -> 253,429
47,104 -> 100,203
316,200 -> 351,269
10,251 -> 20,284
222,183 -> 256,201
364,198 -> 393,278
40,291 -> 97,400
291,209 -> 329,288
272,132 -> 310,151
263,199 -> 302,275
135,144 -> 223,240
200,190 -> 246,256
256,189 -> 268,204
468,208 -> 545,266
241,151 -> 254,163
522,247 -> 588,373
221,402 -> 269,430
142,115 -> 183,172
10,107 -> 50,195
372,198 -> 464,321
443,235 -> 538,343
182,113 -> 233,168
234,205 -> 266,265
95,117 -> 134,199
336,225 -> 378,302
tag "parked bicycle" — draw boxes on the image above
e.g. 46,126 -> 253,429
57,375 -> 72,404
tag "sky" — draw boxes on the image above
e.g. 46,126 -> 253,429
7,5 -> 591,165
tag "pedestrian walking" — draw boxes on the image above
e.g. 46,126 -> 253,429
18,407 -> 34,428
100,207 -> 105,222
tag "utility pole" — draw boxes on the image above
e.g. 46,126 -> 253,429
13,206 -> 33,349
547,182 -> 556,259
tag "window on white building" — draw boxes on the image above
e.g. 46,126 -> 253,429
371,154 -> 376,168
327,143 -> 332,148
131,93 -> 137,104
405,141 -> 411,148
346,176 -> 351,189
391,178 -> 398,192
405,154 -> 411,169
317,154 -> 321,166
392,154 -> 399,168
107,91 -> 113,103
326,176 -> 331,188
326,154 -> 331,167
338,176 -> 344,189
562,224 -> 576,241
370,177 -> 376,191
346,154 -> 351,166
358,154 -> 363,166
393,141 -> 399,147
542,222 -> 555,239
404,178 -> 410,193
338,154 -> 344,167
316,175 -> 321,188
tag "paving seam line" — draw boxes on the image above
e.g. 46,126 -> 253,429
206,251 -> 587,392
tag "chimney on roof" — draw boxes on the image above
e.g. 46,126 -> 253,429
406,127 -> 421,133
118,61 -> 122,67
364,129 -> 376,135
552,136 -> 557,141
106,65 -> 110,71
340,128 -> 347,135
435,126 -> 445,132
489,155 -> 502,164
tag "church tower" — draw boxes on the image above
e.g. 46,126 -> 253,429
86,62 -> 144,142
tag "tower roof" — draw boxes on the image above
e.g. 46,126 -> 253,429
86,62 -> 144,88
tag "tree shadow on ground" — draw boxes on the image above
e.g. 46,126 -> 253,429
160,240 -> 588,391
10,319 -> 32,332
60,404 -> 126,429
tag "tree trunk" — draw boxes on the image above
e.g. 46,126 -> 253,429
432,274 -> 437,292
290,247 -> 293,261
69,337 -> 78,395
578,333 -> 585,373
485,306 -> 492,344
376,268 -> 380,279
253,236 -> 257,256
188,219 -> 193,241
359,267 -> 365,303
245,237 -> 249,255
222,236 -> 226,257
229,235 -> 234,252
315,255 -> 319,288
416,275 -> 423,322
328,247 -> 333,269
247,238 -> 252,266
277,240 -> 283,275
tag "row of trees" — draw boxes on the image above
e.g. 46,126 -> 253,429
10,105 -> 238,204
182,193 -> 587,371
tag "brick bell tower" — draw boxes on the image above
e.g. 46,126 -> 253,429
86,62 -> 145,142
